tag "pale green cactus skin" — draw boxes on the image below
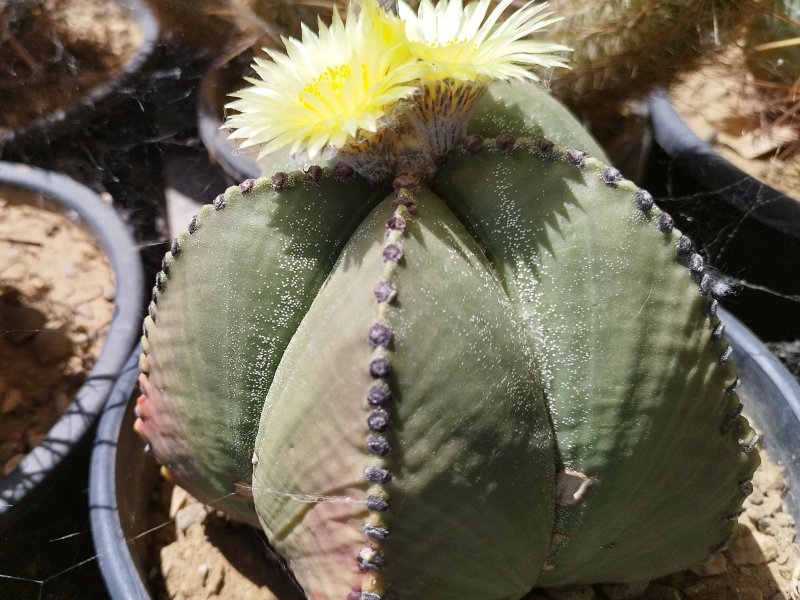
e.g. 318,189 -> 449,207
434,141 -> 760,584
136,81 -> 760,598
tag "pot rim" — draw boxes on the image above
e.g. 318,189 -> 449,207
88,309 -> 800,599
197,46 -> 262,183
0,161 -> 144,523
0,0 -> 161,151
89,348 -> 147,599
648,88 -> 800,238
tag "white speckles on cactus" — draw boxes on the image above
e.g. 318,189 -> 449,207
137,82 -> 759,597
433,138 -> 760,584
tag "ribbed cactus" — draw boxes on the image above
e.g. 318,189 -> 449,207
134,2 -> 760,598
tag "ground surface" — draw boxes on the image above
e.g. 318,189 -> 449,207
0,196 -> 114,478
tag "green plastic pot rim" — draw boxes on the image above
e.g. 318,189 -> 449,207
0,0 -> 160,152
0,162 -> 144,526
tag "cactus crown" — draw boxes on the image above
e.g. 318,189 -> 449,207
135,2 -> 760,598
224,0 -> 569,180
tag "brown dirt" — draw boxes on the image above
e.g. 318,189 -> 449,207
670,46 -> 800,201
0,186 -> 115,477
146,440 -> 799,600
0,0 -> 143,131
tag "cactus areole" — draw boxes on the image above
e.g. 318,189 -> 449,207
134,1 -> 760,598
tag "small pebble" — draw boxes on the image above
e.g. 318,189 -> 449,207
55,392 -> 72,413
747,492 -> 783,521
728,523 -> 779,564
0,441 -> 22,462
2,389 -> 24,414
26,430 -> 46,449
683,576 -> 734,599
601,581 -> 649,599
4,453 -> 25,476
690,552 -> 728,576
32,328 -> 72,365
169,487 -> 189,516
736,588 -> 764,600
175,504 -> 205,532
7,306 -> 46,345
74,304 -> 93,319
642,585 -> 682,600
205,563 -> 224,593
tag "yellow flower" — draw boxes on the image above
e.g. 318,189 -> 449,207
224,1 -> 423,159
398,0 -> 570,82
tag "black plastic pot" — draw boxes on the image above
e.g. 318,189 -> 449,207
90,308 -> 800,598
89,348 -> 304,599
89,348 -> 151,600
197,47 -> 263,183
648,90 -> 800,341
0,161 -> 144,531
0,0 -> 160,153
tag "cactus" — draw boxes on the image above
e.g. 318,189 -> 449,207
744,0 -> 800,85
544,0 -> 761,115
0,1 -> 51,75
135,2 -> 760,597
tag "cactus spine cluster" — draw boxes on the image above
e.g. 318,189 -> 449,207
134,2 -> 760,598
546,0 -> 761,113
744,0 -> 800,85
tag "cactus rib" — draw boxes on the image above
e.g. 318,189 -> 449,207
136,168 -> 390,525
432,135 -> 761,585
136,80 -> 761,597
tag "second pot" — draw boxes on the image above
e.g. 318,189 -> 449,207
0,162 -> 144,531
647,90 -> 800,341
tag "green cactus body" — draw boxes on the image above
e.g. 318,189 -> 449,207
137,81 -> 759,597
254,188 -> 555,598
138,173 -> 387,525
433,142 -> 761,584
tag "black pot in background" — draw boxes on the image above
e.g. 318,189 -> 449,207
90,309 -> 800,598
0,0 -> 160,154
647,90 -> 800,342
0,162 -> 144,531
197,48 -> 263,183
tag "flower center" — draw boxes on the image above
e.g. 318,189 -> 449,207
299,64 -> 353,108
431,37 -> 467,47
